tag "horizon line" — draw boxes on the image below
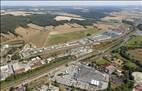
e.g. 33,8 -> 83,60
1,1 -> 142,7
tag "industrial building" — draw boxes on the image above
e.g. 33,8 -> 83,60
0,64 -> 13,81
52,63 -> 109,91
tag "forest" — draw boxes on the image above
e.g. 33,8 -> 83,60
1,14 -> 95,34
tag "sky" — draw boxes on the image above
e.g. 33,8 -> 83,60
1,1 -> 142,6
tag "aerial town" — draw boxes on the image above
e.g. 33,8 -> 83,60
0,1 -> 142,91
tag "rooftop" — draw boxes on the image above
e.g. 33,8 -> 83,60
75,64 -> 109,83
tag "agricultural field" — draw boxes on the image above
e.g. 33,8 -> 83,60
124,61 -> 138,70
126,35 -> 142,47
128,48 -> 142,62
48,23 -> 85,35
54,15 -> 85,21
95,58 -> 110,66
47,28 -> 99,45
124,35 -> 142,63
111,35 -> 142,72
3,24 -> 99,48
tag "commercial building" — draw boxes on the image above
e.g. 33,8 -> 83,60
69,46 -> 93,58
12,62 -> 31,74
53,63 -> 109,91
29,57 -> 45,69
0,64 -> 14,81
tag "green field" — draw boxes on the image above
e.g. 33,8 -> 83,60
101,19 -> 120,25
48,28 -> 99,45
126,36 -> 142,47
124,61 -> 138,70
127,49 -> 142,63
96,58 -> 110,65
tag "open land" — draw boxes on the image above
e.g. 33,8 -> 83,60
1,5 -> 142,91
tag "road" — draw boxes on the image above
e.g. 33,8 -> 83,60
0,59 -> 70,91
0,25 -> 136,91
19,28 -> 135,87
13,35 -> 129,90
0,55 -> 94,91
83,26 -> 136,63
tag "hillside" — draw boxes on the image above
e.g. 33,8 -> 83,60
2,23 -> 97,47
1,6 -> 121,35
1,13 -> 93,35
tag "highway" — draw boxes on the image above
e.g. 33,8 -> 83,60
0,45 -> 126,90
0,59 -> 70,91
0,53 -> 99,91
0,25 -> 136,91
83,26 -> 136,63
